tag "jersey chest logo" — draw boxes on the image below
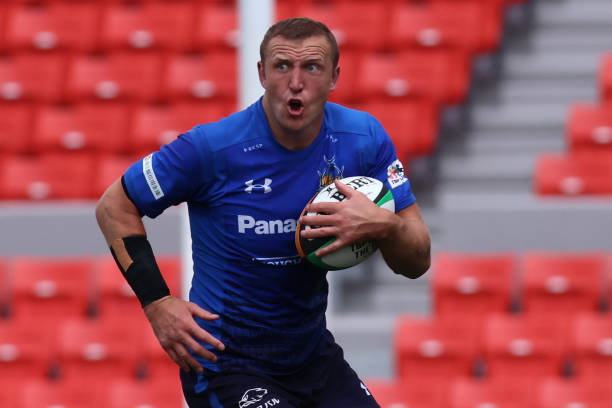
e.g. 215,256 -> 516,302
244,178 -> 272,194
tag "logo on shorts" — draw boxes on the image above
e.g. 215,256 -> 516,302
387,159 -> 407,189
239,387 -> 279,408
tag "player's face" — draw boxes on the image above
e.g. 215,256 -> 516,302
259,35 -> 339,149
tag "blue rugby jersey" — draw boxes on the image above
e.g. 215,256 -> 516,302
123,98 -> 416,392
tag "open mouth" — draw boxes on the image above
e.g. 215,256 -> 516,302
287,99 -> 304,116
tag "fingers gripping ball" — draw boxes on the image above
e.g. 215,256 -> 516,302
295,176 -> 395,270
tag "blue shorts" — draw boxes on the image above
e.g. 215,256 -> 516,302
180,333 -> 380,408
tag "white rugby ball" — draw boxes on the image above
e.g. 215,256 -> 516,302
295,176 -> 395,270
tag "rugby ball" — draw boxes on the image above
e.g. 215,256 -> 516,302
295,176 -> 395,270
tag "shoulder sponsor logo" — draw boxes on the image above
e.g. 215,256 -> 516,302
143,153 -> 164,199
387,159 -> 407,189
245,178 -> 272,194
237,215 -> 297,235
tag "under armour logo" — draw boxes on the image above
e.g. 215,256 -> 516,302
244,178 -> 272,194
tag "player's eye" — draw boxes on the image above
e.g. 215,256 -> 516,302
306,64 -> 319,72
277,62 -> 289,71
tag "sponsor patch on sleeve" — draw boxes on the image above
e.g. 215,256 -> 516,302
143,153 -> 165,200
387,159 -> 408,189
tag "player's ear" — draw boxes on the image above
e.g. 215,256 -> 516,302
258,61 -> 267,88
330,65 -> 340,91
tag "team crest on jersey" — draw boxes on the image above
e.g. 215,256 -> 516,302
317,155 -> 344,187
387,159 -> 408,189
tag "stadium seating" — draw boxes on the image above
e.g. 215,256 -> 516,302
55,317 -> 143,383
521,252 -> 605,320
66,52 -> 163,102
535,377 -> 612,408
534,152 -> 612,195
431,252 -> 516,321
0,153 -> 95,199
0,53 -> 66,102
568,312 -> 612,379
18,378 -> 103,408
356,99 -> 439,157
600,53 -> 612,105
93,154 -> 140,199
388,1 -> 502,56
481,313 -> 566,380
33,102 -> 131,153
8,256 -> 94,325
0,319 -> 55,383
162,52 -> 238,102
0,103 -> 34,154
4,2 -> 99,52
106,377 -> 184,408
447,377 -> 535,408
566,102 -> 612,153
99,1 -> 195,52
365,378 -> 445,408
129,102 -> 234,155
394,315 -> 478,388
193,2 -> 239,51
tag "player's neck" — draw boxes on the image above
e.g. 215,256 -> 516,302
262,97 -> 323,151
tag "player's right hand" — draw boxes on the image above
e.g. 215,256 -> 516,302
143,295 -> 225,373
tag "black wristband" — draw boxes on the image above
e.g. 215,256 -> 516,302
110,235 -> 171,308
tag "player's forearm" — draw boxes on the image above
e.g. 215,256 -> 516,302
377,211 -> 431,279
95,178 -> 146,245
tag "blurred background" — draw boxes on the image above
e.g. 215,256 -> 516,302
1,0 -> 612,406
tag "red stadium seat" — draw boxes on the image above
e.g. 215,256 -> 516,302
290,1 -> 389,51
482,313 -> 566,381
522,252 -> 604,321
193,2 -> 238,51
0,153 -> 95,199
66,52 -> 163,102
4,2 -> 99,52
365,378 -> 445,408
534,152 -> 612,195
535,377 -> 612,408
0,319 -> 55,383
129,102 -> 234,154
100,1 -> 195,52
106,377 -> 184,408
9,256 -> 94,327
0,53 -> 66,102
96,255 -> 181,321
0,103 -> 34,154
599,53 -> 612,105
566,103 -> 612,153
394,315 -> 478,389
357,99 -> 439,157
355,50 -> 470,105
432,252 -> 516,322
33,102 -> 131,153
93,154 -> 141,200
568,312 -> 612,379
162,52 -> 237,102
388,1 -> 502,55
56,317 -> 143,383
327,50 -> 360,104
448,377 -> 535,408
18,378 -> 103,408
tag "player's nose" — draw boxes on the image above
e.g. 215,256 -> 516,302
288,69 -> 304,93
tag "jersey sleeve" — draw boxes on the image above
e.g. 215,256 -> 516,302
122,127 -> 208,218
365,115 -> 416,212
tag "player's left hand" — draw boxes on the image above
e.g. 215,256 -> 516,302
299,179 -> 396,258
